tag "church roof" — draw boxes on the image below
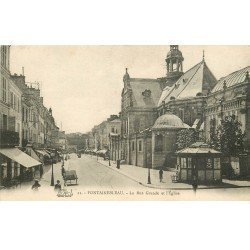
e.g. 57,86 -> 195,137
157,60 -> 217,106
129,78 -> 162,108
211,66 -> 250,93
152,112 -> 186,130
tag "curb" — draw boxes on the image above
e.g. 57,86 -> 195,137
92,157 -> 250,191
96,159 -> 141,185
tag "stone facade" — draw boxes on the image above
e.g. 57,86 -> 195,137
91,45 -> 249,177
11,74 -> 59,149
92,115 -> 121,152
120,46 -> 217,169
120,68 -> 162,165
205,66 -> 250,175
1,46 -> 22,147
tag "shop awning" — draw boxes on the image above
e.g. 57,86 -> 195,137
29,148 -> 42,162
0,148 -> 42,168
36,150 -> 50,157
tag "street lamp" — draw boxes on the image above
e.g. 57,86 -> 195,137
145,129 -> 151,184
108,149 -> 111,166
108,134 -> 111,166
147,167 -> 151,184
50,152 -> 55,186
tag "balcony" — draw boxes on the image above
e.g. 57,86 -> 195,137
0,130 -> 20,147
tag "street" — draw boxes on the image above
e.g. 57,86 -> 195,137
43,153 -> 144,190
39,153 -> 250,200
1,153 -> 250,200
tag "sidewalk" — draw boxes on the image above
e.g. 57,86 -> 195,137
93,156 -> 250,190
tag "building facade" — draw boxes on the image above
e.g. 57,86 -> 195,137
120,45 -> 217,169
0,46 -> 42,186
11,74 -> 59,151
90,45 -> 249,178
205,66 -> 250,175
92,115 -> 121,152
120,69 -> 162,166
1,46 -> 22,147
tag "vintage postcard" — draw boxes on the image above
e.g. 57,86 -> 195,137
0,45 -> 249,200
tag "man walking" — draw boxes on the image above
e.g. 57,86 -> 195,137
61,164 -> 66,178
159,168 -> 163,182
192,167 -> 198,194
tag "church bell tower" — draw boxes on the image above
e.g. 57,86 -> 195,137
166,45 -> 184,82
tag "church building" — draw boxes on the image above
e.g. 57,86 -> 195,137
120,45 -> 218,169
120,45 -> 249,174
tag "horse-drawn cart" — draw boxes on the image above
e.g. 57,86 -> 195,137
63,170 -> 78,185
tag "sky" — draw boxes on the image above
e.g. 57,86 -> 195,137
10,45 -> 250,133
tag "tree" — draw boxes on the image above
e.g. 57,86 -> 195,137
209,118 -> 220,149
176,129 -> 198,150
209,115 -> 245,156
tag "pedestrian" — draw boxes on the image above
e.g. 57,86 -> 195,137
61,165 -> 66,177
159,168 -> 163,182
31,179 -> 41,190
192,173 -> 198,194
54,180 -> 62,191
40,165 -> 44,178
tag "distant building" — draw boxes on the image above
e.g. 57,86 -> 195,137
66,132 -> 88,151
51,126 -> 60,149
92,115 -> 121,153
58,131 -> 67,150
86,131 -> 95,149
107,116 -> 122,161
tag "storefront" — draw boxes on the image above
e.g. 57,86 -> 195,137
0,147 -> 42,187
176,142 -> 222,184
35,149 -> 51,164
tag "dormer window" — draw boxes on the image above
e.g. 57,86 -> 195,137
142,89 -> 151,98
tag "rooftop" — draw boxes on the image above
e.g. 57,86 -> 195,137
211,66 -> 250,93
152,112 -> 187,130
130,78 -> 162,108
176,142 -> 221,155
158,60 -> 217,106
